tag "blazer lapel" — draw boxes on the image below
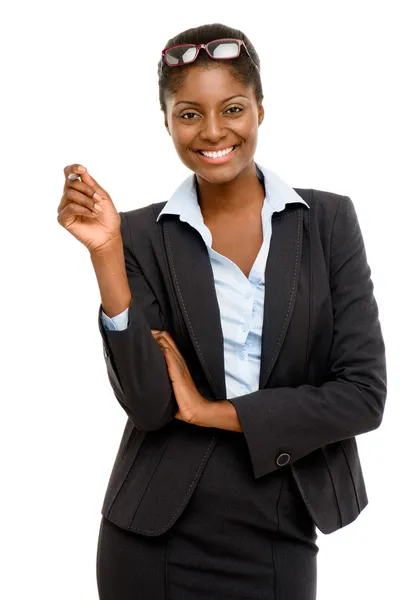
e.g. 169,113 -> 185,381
162,216 -> 227,400
258,203 -> 304,389
160,190 -> 307,400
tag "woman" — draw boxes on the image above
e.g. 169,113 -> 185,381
58,23 -> 386,600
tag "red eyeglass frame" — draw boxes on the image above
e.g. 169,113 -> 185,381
161,38 -> 259,71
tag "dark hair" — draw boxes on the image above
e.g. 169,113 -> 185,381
157,23 -> 263,113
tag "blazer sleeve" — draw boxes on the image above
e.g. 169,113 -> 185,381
98,211 -> 176,431
228,195 -> 387,480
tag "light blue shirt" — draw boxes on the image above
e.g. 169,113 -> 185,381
101,162 -> 310,399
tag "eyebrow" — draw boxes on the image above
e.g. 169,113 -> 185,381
173,94 -> 249,107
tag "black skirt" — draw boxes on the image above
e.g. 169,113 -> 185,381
97,428 -> 319,599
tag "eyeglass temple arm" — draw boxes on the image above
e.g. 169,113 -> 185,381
241,41 -> 260,72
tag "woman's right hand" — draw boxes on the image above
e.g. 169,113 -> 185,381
58,163 -> 122,254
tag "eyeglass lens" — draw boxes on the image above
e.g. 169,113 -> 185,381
165,40 -> 240,65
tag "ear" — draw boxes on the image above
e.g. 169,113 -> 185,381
164,115 -> 171,136
258,103 -> 264,126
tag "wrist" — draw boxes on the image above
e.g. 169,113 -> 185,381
195,399 -> 243,432
90,235 -> 132,318
89,234 -> 123,258
194,397 -> 215,428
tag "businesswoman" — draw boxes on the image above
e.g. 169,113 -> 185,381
57,22 -> 386,600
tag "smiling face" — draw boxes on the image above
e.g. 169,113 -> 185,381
164,64 -> 264,185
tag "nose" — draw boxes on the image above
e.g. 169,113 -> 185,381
198,112 -> 226,143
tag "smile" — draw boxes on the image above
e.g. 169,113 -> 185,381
199,145 -> 235,158
195,145 -> 239,164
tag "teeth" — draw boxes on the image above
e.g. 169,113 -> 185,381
200,146 -> 235,158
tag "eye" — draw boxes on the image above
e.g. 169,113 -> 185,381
180,112 -> 200,120
225,106 -> 243,115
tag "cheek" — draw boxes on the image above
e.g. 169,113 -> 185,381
240,113 -> 260,137
171,127 -> 194,151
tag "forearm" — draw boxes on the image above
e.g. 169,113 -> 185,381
90,237 -> 132,317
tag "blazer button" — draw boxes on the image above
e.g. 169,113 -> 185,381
276,452 -> 291,467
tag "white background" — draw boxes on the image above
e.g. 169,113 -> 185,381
1,0 -> 398,598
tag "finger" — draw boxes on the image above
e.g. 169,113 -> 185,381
79,170 -> 110,200
153,330 -> 182,355
153,333 -> 179,356
151,331 -> 188,374
64,164 -> 87,178
160,346 -> 181,382
152,336 -> 179,362
159,342 -> 187,377
64,177 -> 96,197
58,201 -> 98,223
59,188 -> 103,215
153,333 -> 188,374
63,164 -> 106,204
153,336 -> 171,352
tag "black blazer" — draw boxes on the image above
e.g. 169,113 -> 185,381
97,183 -> 387,536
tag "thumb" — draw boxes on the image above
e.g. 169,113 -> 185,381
162,347 -> 179,383
80,169 -> 109,199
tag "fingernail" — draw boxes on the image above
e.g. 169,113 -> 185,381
93,192 -> 102,201
93,203 -> 103,213
77,166 -> 86,173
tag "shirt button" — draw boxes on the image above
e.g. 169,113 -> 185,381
239,351 -> 246,360
241,323 -> 249,332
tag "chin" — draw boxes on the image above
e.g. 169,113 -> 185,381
198,164 -> 252,186
196,169 -> 239,185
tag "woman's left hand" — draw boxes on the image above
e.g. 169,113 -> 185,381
151,329 -> 212,425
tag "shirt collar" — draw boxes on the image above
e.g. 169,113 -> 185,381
156,162 -> 310,225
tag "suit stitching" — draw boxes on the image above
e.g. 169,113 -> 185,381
153,205 -> 186,339
131,436 -> 216,534
164,224 -> 220,393
262,209 -> 301,380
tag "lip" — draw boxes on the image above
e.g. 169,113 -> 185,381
194,144 -> 239,165
195,144 -> 236,152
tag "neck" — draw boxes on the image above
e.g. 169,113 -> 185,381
195,161 -> 265,220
